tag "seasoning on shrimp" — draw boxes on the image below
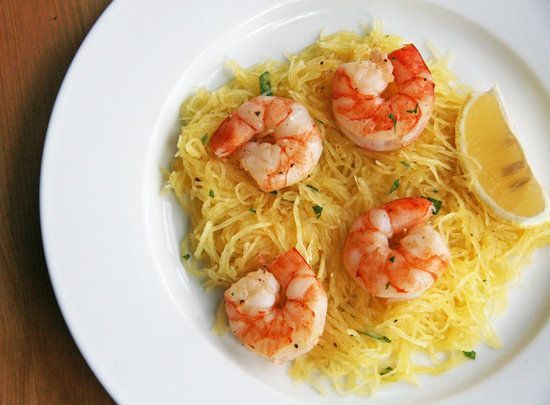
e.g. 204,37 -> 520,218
343,197 -> 450,300
332,44 -> 435,151
210,96 -> 323,192
224,248 -> 328,364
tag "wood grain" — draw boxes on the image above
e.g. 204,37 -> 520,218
0,1 -> 113,403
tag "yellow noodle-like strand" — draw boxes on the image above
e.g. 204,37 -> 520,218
168,23 -> 550,395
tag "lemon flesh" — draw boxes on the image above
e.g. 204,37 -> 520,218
457,87 -> 549,226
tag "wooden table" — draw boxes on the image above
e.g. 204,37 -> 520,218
1,1 -> 113,403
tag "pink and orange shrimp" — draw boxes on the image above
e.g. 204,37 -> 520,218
332,44 -> 435,151
224,248 -> 327,364
343,197 -> 450,300
210,96 -> 323,192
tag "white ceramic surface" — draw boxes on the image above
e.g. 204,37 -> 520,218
41,0 -> 550,403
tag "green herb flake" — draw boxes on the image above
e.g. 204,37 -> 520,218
208,189 -> 215,198
200,134 -> 209,144
249,208 -> 257,214
423,197 -> 442,214
312,205 -> 323,218
270,190 -> 277,195
406,103 -> 419,114
463,350 -> 476,360
388,112 -> 397,131
389,256 -> 395,263
360,331 -> 391,343
379,367 -> 394,376
306,184 -> 319,192
389,179 -> 400,194
259,71 -> 273,96
182,253 -> 191,261
400,161 -> 411,168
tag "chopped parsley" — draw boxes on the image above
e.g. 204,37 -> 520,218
200,134 -> 209,144
249,208 -> 257,213
400,160 -> 411,168
306,184 -> 319,192
389,179 -> 400,194
389,256 -> 395,263
270,190 -> 277,195
259,71 -> 273,96
406,103 -> 419,114
208,189 -> 215,198
463,350 -> 476,360
312,204 -> 323,218
182,253 -> 191,260
379,367 -> 394,376
388,112 -> 397,131
423,197 -> 442,214
360,331 -> 391,343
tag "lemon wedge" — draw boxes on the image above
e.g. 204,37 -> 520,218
456,86 -> 549,227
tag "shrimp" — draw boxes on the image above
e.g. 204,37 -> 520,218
224,248 -> 327,364
210,96 -> 323,192
343,197 -> 450,300
332,44 -> 435,151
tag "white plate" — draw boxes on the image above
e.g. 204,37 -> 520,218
40,0 -> 550,403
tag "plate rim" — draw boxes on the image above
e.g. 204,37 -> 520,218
40,0 -> 550,403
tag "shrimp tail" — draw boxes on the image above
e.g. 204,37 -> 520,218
383,197 -> 433,234
211,114 -> 256,157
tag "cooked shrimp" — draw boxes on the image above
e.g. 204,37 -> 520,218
224,248 -> 327,364
343,197 -> 450,300
332,44 -> 435,151
210,96 -> 323,192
